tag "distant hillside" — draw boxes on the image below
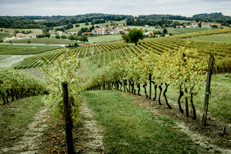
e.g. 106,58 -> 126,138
1,12 -> 230,30
0,13 -> 131,29
192,12 -> 231,26
0,16 -> 44,29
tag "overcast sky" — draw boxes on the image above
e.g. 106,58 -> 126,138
0,0 -> 230,17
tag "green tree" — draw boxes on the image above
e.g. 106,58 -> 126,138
68,34 -> 75,40
55,34 -> 60,39
127,29 -> 144,46
77,31 -> 82,36
44,32 -> 50,38
42,27 -> 50,33
163,28 -> 168,34
74,35 -> 80,42
122,34 -> 129,43
79,36 -> 88,42
61,34 -> 67,39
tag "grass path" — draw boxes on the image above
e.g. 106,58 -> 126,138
75,101 -> 105,153
83,90 -> 206,154
0,96 -> 45,153
1,107 -> 50,154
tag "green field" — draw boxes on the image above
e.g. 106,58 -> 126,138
88,35 -> 122,43
129,26 -> 159,31
167,27 -> 212,35
188,34 -> 231,43
65,23 -> 93,32
175,27 -> 212,34
0,96 -> 44,148
0,32 -> 11,40
7,38 -> 76,44
172,20 -> 193,23
12,49 -> 64,69
0,45 -> 61,55
1,28 -> 42,33
84,90 -> 203,154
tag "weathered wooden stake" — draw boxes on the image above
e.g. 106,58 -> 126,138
62,81 -> 74,154
202,55 -> 214,126
149,73 -> 152,99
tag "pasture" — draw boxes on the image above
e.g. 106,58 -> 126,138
188,33 -> 231,43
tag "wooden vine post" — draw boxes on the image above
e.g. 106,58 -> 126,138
183,53 -> 189,117
149,73 -> 152,99
202,55 -> 214,126
62,81 -> 75,154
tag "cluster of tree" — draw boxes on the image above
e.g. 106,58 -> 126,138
0,16 -> 44,29
21,30 -> 32,34
192,12 -> 231,26
55,34 -> 88,42
77,26 -> 95,36
2,12 -> 230,30
152,28 -> 169,37
0,14 -> 130,29
54,23 -> 74,32
22,13 -> 131,28
37,32 -> 51,38
127,17 -> 172,27
122,29 -> 144,45
126,13 -> 231,27
22,13 -> 131,22
126,14 -> 191,27
67,42 -> 79,48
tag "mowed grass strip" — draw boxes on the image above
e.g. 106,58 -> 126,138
0,45 -> 61,55
8,38 -> 76,44
88,35 -> 122,43
83,90 -> 201,154
0,96 -> 44,148
188,34 -> 231,43
0,32 -> 11,40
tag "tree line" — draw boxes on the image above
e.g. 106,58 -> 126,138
126,12 -> 231,27
0,13 -> 131,29
1,12 -> 230,29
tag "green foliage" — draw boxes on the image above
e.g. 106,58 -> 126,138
79,36 -> 88,42
68,34 -> 78,41
0,16 -> 43,29
163,28 -> 168,34
129,28 -> 144,45
122,34 -> 129,43
0,45 -> 60,55
61,34 -> 67,39
42,51 -> 83,123
0,68 -> 48,104
13,49 -> 65,69
124,28 -> 144,45
55,34 -> 60,39
0,32 -> 11,40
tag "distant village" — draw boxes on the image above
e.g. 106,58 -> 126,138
1,22 -> 222,42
